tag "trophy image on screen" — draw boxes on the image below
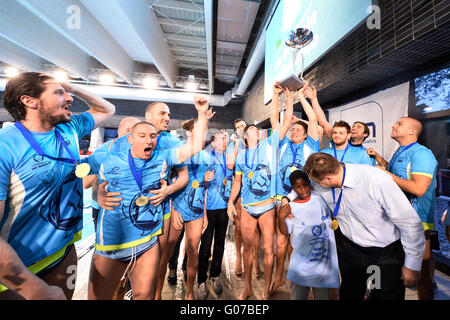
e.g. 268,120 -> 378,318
279,28 -> 314,91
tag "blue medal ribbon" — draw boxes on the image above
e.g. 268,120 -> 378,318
212,150 -> 227,177
128,150 -> 151,192
331,163 -> 346,219
245,144 -> 259,172
333,142 -> 350,162
14,122 -> 76,165
387,142 -> 417,172
289,141 -> 302,167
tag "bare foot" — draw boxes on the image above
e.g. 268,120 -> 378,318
237,287 -> 254,300
269,279 -> 285,295
254,267 -> 262,279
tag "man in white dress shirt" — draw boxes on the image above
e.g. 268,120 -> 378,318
287,152 -> 425,300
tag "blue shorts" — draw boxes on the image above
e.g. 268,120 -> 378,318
242,202 -> 275,219
94,236 -> 158,262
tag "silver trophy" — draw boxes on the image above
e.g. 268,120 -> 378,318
279,28 -> 313,91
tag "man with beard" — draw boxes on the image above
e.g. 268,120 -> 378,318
303,84 -> 373,165
0,72 -> 115,299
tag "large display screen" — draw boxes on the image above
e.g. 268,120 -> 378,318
264,0 -> 372,103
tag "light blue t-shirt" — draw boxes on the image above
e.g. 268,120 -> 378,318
235,130 -> 280,206
388,142 -> 438,229
0,113 -> 95,266
321,143 -> 373,165
87,148 -> 179,250
108,131 -> 184,216
349,143 -> 377,166
206,150 -> 233,210
90,139 -> 116,210
172,150 -> 211,221
277,136 -> 320,197
286,192 -> 340,288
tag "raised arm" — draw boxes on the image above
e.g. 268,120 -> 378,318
303,84 -> 332,140
61,82 -> 115,129
176,96 -> 215,164
226,134 -> 240,170
297,87 -> 320,141
278,87 -> 294,140
270,82 -> 284,130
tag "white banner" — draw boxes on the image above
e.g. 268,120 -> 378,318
328,82 -> 409,160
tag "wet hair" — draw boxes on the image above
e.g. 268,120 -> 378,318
130,121 -> 154,134
353,121 -> 370,141
243,124 -> 258,135
2,72 -> 54,121
182,118 -> 196,132
303,152 -> 340,180
293,120 -> 308,133
333,120 -> 351,133
289,170 -> 310,186
234,118 -> 245,127
145,102 -> 168,114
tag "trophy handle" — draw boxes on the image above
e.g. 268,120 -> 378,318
291,48 -> 304,80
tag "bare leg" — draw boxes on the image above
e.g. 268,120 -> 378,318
88,254 -> 127,300
128,242 -> 160,300
270,204 -> 289,294
155,212 -> 183,300
237,208 -> 258,300
184,217 -> 204,300
234,197 -> 243,277
253,226 -> 262,278
257,209 -> 276,300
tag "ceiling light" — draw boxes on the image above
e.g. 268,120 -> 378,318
185,81 -> 198,91
53,70 -> 68,82
5,67 -> 19,77
98,73 -> 115,85
142,77 -> 158,89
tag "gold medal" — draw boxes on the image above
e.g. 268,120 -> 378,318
75,163 -> 91,178
290,166 -> 297,173
248,171 -> 254,179
192,180 -> 200,189
136,195 -> 149,207
223,178 -> 228,186
331,219 -> 339,231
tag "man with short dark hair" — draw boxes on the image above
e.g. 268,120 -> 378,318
0,72 -> 115,299
286,152 -> 426,300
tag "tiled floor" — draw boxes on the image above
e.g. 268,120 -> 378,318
73,225 -> 450,300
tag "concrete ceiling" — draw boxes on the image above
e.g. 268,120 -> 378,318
0,0 -> 263,97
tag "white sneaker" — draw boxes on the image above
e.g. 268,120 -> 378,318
198,282 -> 209,300
211,276 -> 223,295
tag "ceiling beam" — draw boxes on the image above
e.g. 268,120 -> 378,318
204,0 -> 214,93
164,33 -> 206,45
81,0 -> 177,88
150,0 -> 203,13
158,17 -> 205,30
17,0 -> 136,84
0,36 -> 44,72
0,0 -> 90,80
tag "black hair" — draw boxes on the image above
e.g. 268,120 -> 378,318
289,169 -> 310,186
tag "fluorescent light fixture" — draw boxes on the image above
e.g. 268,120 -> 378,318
53,70 -> 68,82
142,77 -> 158,89
185,81 -> 198,91
5,67 -> 19,77
99,73 -> 115,85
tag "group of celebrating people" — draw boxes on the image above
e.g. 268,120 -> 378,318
0,72 -> 438,301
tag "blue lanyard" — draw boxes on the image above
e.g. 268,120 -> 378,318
190,153 -> 200,180
245,144 -> 259,171
331,164 -> 346,219
388,142 -> 417,172
289,141 -> 302,166
14,122 -> 76,164
128,150 -> 151,192
212,150 -> 227,176
333,142 -> 350,162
